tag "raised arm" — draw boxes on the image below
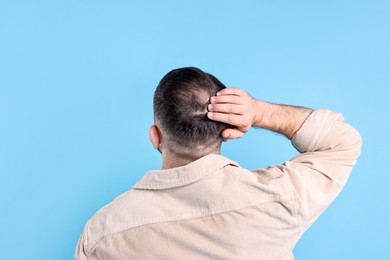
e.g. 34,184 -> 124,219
208,87 -> 362,234
207,88 -> 313,140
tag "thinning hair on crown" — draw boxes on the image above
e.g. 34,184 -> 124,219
153,67 -> 227,159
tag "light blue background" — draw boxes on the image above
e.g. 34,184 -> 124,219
1,1 -> 389,259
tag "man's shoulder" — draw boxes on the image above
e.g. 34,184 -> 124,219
84,188 -> 144,244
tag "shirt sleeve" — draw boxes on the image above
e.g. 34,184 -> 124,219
255,109 -> 362,234
74,228 -> 88,260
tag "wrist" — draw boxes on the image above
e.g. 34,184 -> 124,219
252,100 -> 272,128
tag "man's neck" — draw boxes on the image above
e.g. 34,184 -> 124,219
161,156 -> 194,170
161,150 -> 220,170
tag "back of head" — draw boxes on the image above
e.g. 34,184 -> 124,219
154,67 -> 227,160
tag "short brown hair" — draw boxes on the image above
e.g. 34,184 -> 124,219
153,67 -> 227,159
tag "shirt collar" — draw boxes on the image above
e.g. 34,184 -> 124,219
133,154 -> 239,190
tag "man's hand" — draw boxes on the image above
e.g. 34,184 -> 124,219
207,88 -> 261,141
207,88 -> 313,140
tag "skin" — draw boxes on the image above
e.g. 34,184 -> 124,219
207,88 -> 313,140
150,88 -> 313,169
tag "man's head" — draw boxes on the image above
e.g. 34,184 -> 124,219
150,67 -> 227,161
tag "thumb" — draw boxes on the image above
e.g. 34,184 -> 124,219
222,128 -> 245,141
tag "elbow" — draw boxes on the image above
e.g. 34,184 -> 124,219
338,124 -> 363,162
349,125 -> 363,158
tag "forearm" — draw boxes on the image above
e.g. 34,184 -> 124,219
253,101 -> 313,140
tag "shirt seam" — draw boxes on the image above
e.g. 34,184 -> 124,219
85,195 -> 295,255
134,163 -> 238,190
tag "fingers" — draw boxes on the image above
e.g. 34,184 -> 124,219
210,88 -> 247,105
207,111 -> 248,127
208,88 -> 248,115
207,87 -> 252,127
207,87 -> 253,141
210,95 -> 243,105
208,103 -> 244,115
216,88 -> 247,97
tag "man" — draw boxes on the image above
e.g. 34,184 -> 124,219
75,67 -> 362,259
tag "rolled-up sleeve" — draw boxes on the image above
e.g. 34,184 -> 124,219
262,109 -> 362,234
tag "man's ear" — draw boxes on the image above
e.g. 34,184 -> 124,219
149,125 -> 161,150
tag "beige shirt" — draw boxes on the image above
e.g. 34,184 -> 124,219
75,110 -> 362,260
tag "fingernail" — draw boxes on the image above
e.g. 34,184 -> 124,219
208,104 -> 213,110
216,92 -> 221,96
210,97 -> 215,103
207,112 -> 213,118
